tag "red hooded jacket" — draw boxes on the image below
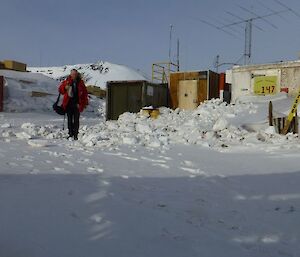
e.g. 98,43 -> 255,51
58,76 -> 89,113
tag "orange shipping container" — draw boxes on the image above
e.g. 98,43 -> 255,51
169,70 -> 219,110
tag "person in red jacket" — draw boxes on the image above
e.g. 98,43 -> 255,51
59,69 -> 88,140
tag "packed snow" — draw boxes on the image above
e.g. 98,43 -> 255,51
0,69 -> 105,115
1,94 -> 298,152
1,70 -> 300,257
29,61 -> 147,89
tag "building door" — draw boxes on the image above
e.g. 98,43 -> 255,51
178,80 -> 199,110
110,85 -> 128,120
198,79 -> 207,103
127,84 -> 142,113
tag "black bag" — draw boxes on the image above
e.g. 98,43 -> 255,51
53,94 -> 66,115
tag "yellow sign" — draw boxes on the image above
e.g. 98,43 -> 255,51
253,76 -> 277,95
282,87 -> 300,134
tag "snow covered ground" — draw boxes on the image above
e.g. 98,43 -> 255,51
1,92 -> 300,257
29,61 -> 147,89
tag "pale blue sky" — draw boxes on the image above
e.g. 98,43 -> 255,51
1,0 -> 300,74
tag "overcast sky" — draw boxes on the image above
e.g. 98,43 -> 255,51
1,0 -> 300,74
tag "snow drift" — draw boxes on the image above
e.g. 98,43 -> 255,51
0,69 -> 105,114
0,69 -> 58,112
1,97 -> 299,151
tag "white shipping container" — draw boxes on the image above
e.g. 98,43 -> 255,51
227,60 -> 300,102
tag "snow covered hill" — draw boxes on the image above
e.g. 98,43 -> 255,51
29,61 -> 147,89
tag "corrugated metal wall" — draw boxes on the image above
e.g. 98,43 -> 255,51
106,81 -> 168,120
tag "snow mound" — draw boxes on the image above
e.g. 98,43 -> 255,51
0,69 -> 58,112
0,69 -> 105,115
29,61 -> 147,89
2,99 -> 299,151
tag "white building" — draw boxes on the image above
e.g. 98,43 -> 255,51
226,60 -> 300,102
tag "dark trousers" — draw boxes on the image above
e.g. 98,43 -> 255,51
66,103 -> 80,137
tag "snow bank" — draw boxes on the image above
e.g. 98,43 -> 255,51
2,99 -> 299,151
29,61 -> 147,89
2,60 -> 145,113
0,69 -> 105,115
0,70 -> 58,112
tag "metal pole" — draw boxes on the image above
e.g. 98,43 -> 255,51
177,38 -> 180,71
244,19 -> 253,65
169,24 -> 173,64
215,55 -> 220,73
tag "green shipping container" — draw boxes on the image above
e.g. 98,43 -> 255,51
106,80 -> 169,120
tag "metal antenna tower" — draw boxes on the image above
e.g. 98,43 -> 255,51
244,19 -> 253,65
221,8 -> 288,65
176,38 -> 180,71
169,24 -> 173,63
193,1 -> 300,67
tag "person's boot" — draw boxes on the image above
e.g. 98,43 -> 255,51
74,134 -> 78,141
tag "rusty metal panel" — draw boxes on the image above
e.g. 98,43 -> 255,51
106,82 -> 129,120
198,79 -> 207,103
106,81 -> 169,120
128,82 -> 143,113
208,70 -> 220,99
144,82 -> 168,108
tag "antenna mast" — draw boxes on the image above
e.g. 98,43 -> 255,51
244,19 -> 253,65
177,38 -> 180,71
169,24 -> 173,63
192,1 -> 300,67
